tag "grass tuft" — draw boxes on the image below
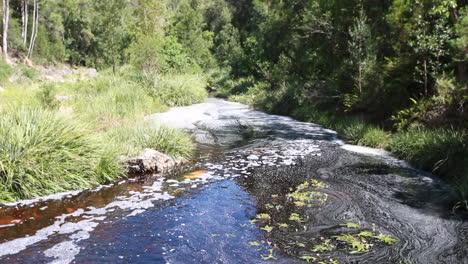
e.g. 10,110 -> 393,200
104,123 -> 194,159
0,106 -> 124,202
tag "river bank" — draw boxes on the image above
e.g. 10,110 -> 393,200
0,63 -> 203,203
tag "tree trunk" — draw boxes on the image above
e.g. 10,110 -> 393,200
2,0 -> 9,60
21,0 -> 28,47
423,59 -> 428,96
27,0 -> 38,59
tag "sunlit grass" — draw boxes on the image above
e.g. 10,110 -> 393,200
0,106 -> 124,202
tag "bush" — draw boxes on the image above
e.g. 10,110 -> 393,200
36,84 -> 60,109
0,106 -> 124,202
359,127 -> 388,148
104,123 -> 194,159
152,74 -> 208,106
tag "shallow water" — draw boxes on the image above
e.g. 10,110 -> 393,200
0,99 -> 466,263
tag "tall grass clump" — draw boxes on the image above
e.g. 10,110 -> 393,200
387,128 -> 468,204
67,73 -> 166,127
0,106 -> 124,202
293,105 -> 388,147
152,74 -> 208,106
104,123 -> 194,159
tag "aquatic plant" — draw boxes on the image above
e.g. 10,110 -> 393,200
334,234 -> 371,254
312,239 -> 334,252
374,234 -> 398,245
261,225 -> 274,232
289,213 -> 303,222
256,213 -> 271,220
344,222 -> 361,228
300,256 -> 317,263
260,249 -> 277,261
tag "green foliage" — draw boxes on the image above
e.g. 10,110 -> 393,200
152,74 -> 208,107
66,72 -> 166,126
34,25 -> 68,64
0,106 -> 124,202
387,128 -> 468,178
35,84 -> 60,110
170,0 -> 217,70
0,60 -> 12,84
360,127 -> 388,148
103,124 -> 194,159
128,35 -> 194,74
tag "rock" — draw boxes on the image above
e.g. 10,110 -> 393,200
125,148 -> 186,174
85,68 -> 97,78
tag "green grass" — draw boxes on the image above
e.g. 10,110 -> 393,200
103,123 -> 194,159
387,129 -> 468,206
293,105 -> 388,147
0,65 -> 208,202
292,104 -> 468,209
0,106 -> 124,202
0,59 -> 12,84
151,74 -> 208,107
65,73 -> 167,128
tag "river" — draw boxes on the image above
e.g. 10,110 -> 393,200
0,99 -> 466,263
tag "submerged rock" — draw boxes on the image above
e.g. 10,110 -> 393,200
125,148 -> 186,174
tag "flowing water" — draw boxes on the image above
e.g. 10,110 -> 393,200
0,99 -> 466,264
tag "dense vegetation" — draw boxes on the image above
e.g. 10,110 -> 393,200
0,0 -> 466,208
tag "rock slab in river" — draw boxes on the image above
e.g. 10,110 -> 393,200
125,148 -> 184,174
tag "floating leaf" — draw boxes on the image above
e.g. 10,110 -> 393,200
374,234 -> 398,245
300,256 -> 317,263
261,225 -> 274,232
344,222 -> 361,228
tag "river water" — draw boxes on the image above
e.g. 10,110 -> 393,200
0,99 -> 466,263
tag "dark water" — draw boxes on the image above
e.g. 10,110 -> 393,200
0,99 -> 467,264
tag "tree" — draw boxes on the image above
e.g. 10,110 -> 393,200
2,0 -> 9,60
409,1 -> 452,96
91,0 -> 132,70
27,0 -> 38,59
348,9 -> 376,95
170,0 -> 216,70
21,0 -> 28,47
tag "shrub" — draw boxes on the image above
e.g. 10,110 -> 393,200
152,74 -> 208,106
0,106 -> 124,202
36,84 -> 60,109
359,127 -> 388,148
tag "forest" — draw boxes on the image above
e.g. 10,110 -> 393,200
0,0 -> 466,208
